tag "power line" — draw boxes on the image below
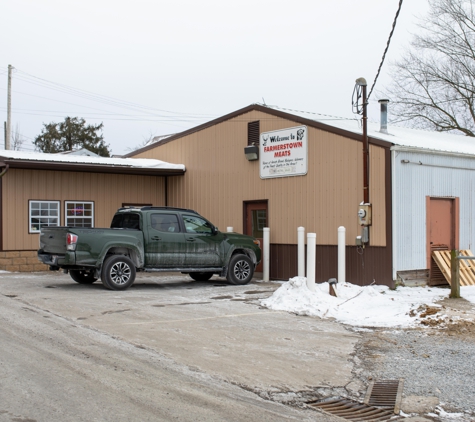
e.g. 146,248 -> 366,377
367,0 -> 404,100
11,69 -> 215,118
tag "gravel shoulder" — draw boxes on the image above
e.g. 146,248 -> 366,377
351,296 -> 475,421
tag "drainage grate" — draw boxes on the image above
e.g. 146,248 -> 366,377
364,379 -> 404,413
308,379 -> 403,422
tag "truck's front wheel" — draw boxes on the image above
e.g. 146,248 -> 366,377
227,254 -> 254,285
101,255 -> 136,290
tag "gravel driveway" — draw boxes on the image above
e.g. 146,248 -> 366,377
351,296 -> 475,421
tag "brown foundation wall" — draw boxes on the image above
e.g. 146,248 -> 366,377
270,244 -> 394,288
0,250 -> 48,272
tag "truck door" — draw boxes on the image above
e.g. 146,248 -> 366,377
181,214 -> 223,266
144,213 -> 187,267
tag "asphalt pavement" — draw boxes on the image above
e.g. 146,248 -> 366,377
0,271 -> 352,421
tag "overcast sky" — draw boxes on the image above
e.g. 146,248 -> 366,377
1,0 -> 429,155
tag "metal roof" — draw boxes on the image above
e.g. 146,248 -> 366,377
0,149 -> 186,176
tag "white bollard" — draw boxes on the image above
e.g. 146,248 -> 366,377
298,227 -> 305,277
263,227 -> 270,282
306,233 -> 316,291
338,226 -> 346,284
226,227 -> 234,233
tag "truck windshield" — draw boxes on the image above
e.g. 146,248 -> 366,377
111,213 -> 140,229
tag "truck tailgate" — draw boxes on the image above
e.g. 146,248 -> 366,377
39,227 -> 71,254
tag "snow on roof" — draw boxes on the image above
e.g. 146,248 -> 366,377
268,105 -> 475,157
0,149 -> 185,170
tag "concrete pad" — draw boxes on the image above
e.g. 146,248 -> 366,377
0,271 -> 360,393
401,396 -> 440,414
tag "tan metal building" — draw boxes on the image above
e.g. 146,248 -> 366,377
128,104 -> 393,286
0,151 -> 185,271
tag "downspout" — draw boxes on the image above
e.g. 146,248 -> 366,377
0,164 -> 7,251
0,164 -> 9,178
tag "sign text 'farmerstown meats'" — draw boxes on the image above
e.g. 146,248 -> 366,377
260,125 -> 308,179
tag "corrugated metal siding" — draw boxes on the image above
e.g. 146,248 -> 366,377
135,109 -> 388,247
393,150 -> 475,276
2,169 -> 165,251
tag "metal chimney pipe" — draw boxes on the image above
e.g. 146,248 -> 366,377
378,99 -> 389,134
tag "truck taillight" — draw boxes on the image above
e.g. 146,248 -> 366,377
67,233 -> 78,251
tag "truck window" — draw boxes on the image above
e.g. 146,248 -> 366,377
183,215 -> 213,234
111,213 -> 140,229
150,213 -> 180,233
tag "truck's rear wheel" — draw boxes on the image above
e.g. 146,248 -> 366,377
189,272 -> 214,282
70,270 -> 97,284
101,255 -> 136,290
227,254 -> 253,285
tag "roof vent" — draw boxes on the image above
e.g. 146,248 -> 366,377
378,99 -> 390,134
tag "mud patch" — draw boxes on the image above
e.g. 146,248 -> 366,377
101,309 -> 131,315
211,295 -> 233,300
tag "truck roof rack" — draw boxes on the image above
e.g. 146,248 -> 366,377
117,206 -> 198,214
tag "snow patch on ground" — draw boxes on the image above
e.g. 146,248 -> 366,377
261,277 -> 475,328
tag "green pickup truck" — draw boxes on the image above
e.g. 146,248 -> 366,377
38,207 -> 262,290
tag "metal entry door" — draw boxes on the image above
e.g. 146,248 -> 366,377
428,197 -> 457,284
244,201 -> 267,273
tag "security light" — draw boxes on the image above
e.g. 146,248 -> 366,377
244,145 -> 259,161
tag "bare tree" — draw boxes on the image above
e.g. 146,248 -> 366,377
12,123 -> 26,150
387,0 -> 475,136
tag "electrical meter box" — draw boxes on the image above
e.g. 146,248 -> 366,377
357,203 -> 372,226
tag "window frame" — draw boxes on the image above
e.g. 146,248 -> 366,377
29,200 -> 60,234
64,201 -> 95,228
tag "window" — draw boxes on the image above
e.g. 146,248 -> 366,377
150,213 -> 180,233
183,215 -> 213,234
111,213 -> 140,230
29,200 -> 60,233
65,201 -> 94,227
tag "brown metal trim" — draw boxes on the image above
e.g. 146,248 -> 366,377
455,197 -> 460,250
125,104 -> 394,157
0,173 -> 2,251
0,158 -> 185,177
384,146 -> 393,286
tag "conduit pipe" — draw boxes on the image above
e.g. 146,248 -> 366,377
263,227 -> 270,282
306,233 -> 316,292
297,227 -> 305,277
338,226 -> 346,284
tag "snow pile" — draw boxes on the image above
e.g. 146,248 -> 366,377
260,277 -> 462,328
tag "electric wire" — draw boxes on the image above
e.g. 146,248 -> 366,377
12,69 -> 215,118
367,0 -> 404,100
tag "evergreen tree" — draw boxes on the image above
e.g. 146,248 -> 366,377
34,117 -> 111,156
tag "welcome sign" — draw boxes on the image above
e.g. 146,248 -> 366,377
260,125 -> 308,179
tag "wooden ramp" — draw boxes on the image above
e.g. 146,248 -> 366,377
432,250 -> 475,286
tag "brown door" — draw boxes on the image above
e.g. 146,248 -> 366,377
427,197 -> 458,284
244,201 -> 268,272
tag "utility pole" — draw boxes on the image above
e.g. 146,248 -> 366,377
355,77 -> 369,204
6,64 -> 13,150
